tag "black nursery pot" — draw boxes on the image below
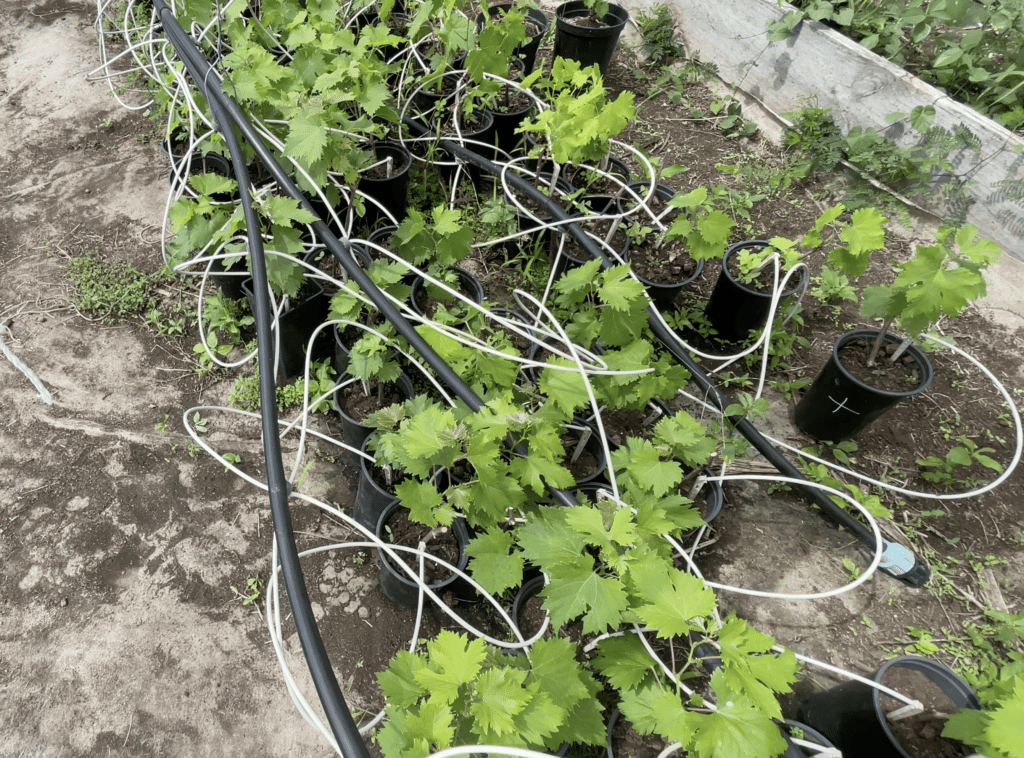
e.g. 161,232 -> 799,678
780,720 -> 838,758
208,256 -> 246,302
627,243 -> 703,311
408,266 -> 486,320
170,151 -> 234,198
793,329 -> 934,442
704,240 -> 808,343
333,371 -> 416,468
797,655 -> 980,758
376,499 -> 471,609
553,1 -> 630,75
241,277 -> 329,381
358,141 -> 412,225
354,435 -> 397,531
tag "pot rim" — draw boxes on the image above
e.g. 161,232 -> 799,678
870,655 -> 981,758
831,329 -> 934,399
555,0 -> 630,26
375,499 -> 470,590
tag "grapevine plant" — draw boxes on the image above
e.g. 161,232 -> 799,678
145,2 -> 998,758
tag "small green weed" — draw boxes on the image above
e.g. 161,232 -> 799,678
66,252 -> 158,323
231,576 -> 263,606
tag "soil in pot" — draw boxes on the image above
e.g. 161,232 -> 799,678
607,709 -> 666,758
382,507 -> 462,586
336,379 -> 408,422
836,338 -> 922,392
878,667 -> 969,758
629,237 -> 697,285
566,10 -> 609,28
562,432 -> 599,482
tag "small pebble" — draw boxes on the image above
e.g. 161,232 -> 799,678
920,726 -> 936,739
60,598 -> 68,608
319,583 -> 330,594
358,607 -> 369,619
339,591 -> 351,604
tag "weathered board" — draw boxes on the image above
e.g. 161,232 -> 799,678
622,0 -> 1024,260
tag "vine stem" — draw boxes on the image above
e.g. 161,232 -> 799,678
866,317 -> 894,367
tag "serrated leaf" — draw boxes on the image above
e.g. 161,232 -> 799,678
413,631 -> 487,705
620,438 -> 683,497
599,266 -> 647,311
690,672 -> 788,758
284,109 -> 330,167
541,555 -> 628,633
464,529 -> 523,595
470,667 -> 531,736
619,683 -> 694,744
633,565 -> 717,638
378,649 -> 429,707
394,479 -> 447,528
538,360 -> 590,416
593,633 -> 659,690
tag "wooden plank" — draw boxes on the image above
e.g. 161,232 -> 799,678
620,0 -> 1024,260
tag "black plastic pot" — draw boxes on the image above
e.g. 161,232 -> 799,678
511,575 -> 548,640
358,141 -> 412,224
333,371 -> 416,467
436,108 -> 496,187
553,1 -> 630,75
704,240 -> 808,343
555,222 -> 630,279
241,277 -> 329,381
797,655 -> 981,758
793,329 -> 934,442
409,72 -> 463,121
569,156 -> 632,213
615,182 -> 680,225
376,499 -> 471,608
170,151 -> 234,198
475,4 -> 550,75
781,720 -> 838,758
562,417 -> 608,486
408,266 -> 485,321
486,93 -> 534,158
354,436 -> 398,531
208,254 -> 246,302
627,242 -> 703,311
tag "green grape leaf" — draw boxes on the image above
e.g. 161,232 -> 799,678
541,555 -> 628,634
394,479 -> 448,528
470,666 -> 531,736
377,649 -> 429,707
689,672 -> 788,758
618,683 -> 695,745
465,529 -> 524,596
284,108 -> 330,167
593,633 -> 659,691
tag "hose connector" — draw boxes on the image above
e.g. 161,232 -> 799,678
878,541 -> 930,587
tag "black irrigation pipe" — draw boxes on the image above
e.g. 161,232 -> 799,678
153,4 -> 370,756
152,1 -> 927,750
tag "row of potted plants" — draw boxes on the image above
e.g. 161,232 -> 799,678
149,1 -> 1007,756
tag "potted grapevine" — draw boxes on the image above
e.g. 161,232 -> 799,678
704,204 -> 886,342
794,223 -> 1001,441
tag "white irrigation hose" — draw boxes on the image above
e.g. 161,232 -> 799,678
788,650 -> 921,712
0,325 -> 53,405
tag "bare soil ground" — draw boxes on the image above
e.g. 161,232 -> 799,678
1,2 -> 1022,757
